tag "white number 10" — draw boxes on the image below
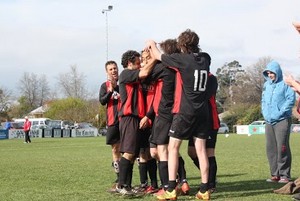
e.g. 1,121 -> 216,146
193,70 -> 207,91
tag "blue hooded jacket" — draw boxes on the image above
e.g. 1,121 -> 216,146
261,61 -> 295,125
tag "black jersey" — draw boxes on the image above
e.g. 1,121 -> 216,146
161,52 -> 210,116
99,81 -> 121,126
151,63 -> 176,122
118,68 -> 145,118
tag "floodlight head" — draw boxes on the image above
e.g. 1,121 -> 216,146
108,5 -> 113,10
102,10 -> 105,14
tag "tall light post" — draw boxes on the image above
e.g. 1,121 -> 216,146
102,5 -> 113,61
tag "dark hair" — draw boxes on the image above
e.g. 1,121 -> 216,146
105,60 -> 117,70
121,50 -> 140,68
159,39 -> 180,54
177,29 -> 200,54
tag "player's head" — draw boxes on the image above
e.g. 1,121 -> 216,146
105,60 -> 118,81
141,50 -> 151,67
159,39 -> 180,55
121,50 -> 141,70
177,29 -> 200,54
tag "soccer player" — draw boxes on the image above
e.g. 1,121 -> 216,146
134,50 -> 159,194
149,39 -> 190,196
116,50 -> 156,195
146,29 -> 211,200
99,60 -> 121,192
188,69 -> 220,193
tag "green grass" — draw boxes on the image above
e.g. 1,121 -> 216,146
0,134 -> 300,201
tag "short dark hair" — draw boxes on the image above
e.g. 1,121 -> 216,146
105,60 -> 117,70
159,39 -> 180,55
177,29 -> 200,54
121,50 -> 140,68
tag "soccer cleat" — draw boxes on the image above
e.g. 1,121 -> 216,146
180,182 -> 190,195
195,190 -> 210,200
154,188 -> 165,196
145,186 -> 159,194
132,183 -> 148,193
156,189 -> 177,200
116,186 -> 134,196
106,183 -> 118,193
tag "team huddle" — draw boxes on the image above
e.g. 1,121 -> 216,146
99,29 -> 220,201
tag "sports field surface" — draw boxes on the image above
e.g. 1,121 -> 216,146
1,134 -> 300,201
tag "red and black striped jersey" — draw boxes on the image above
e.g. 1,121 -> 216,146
151,64 -> 176,122
99,81 -> 121,126
119,69 -> 145,119
207,73 -> 220,130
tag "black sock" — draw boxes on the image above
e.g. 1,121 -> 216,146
208,156 -> 217,188
178,156 -> 187,183
139,162 -> 148,185
147,158 -> 158,188
199,182 -> 208,193
119,157 -> 131,187
192,157 -> 200,169
167,180 -> 177,192
125,162 -> 134,187
158,161 -> 169,188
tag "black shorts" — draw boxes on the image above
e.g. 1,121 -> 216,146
150,116 -> 171,145
188,129 -> 218,148
106,125 -> 120,145
169,114 -> 209,140
119,116 -> 142,156
140,128 -> 151,152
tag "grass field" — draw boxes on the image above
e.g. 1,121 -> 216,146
1,134 -> 300,201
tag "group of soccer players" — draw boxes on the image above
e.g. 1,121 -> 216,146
99,29 -> 220,201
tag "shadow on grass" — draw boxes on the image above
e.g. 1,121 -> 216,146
187,173 -> 290,200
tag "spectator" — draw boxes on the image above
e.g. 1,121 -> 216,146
262,61 -> 295,183
23,116 -> 31,144
5,119 -> 11,130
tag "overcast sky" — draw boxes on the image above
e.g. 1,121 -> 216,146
1,0 -> 300,97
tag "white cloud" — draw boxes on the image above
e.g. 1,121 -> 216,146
0,0 -> 300,96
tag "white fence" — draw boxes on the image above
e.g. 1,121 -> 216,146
6,128 -> 98,139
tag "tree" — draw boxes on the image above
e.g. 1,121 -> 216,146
216,60 -> 245,110
57,65 -> 89,99
45,98 -> 100,124
18,72 -> 50,110
0,87 -> 11,112
8,96 -> 32,118
234,57 -> 272,105
0,86 -> 12,119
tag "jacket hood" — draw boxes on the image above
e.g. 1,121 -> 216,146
263,61 -> 283,83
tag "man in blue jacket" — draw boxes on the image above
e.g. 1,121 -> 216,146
261,61 -> 295,183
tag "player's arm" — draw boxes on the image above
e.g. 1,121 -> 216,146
99,83 -> 112,105
146,40 -> 162,61
284,75 -> 300,94
293,21 -> 300,34
138,58 -> 157,80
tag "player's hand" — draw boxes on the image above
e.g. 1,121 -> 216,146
284,74 -> 295,86
139,116 -> 149,129
145,40 -> 156,50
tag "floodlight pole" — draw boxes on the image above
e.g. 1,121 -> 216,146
102,5 -> 113,61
